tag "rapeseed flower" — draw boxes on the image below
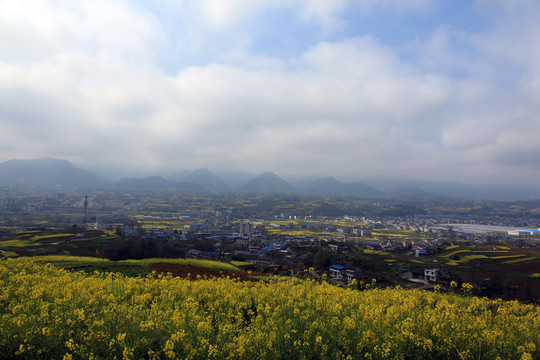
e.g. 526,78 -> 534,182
0,258 -> 538,359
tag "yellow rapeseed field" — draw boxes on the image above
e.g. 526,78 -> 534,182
0,258 -> 538,359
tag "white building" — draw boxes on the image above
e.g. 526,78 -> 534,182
424,269 -> 440,282
239,222 -> 254,236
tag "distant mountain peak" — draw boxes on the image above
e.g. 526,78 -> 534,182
317,176 -> 341,185
294,176 -> 379,198
5,157 -> 72,167
256,171 -> 280,178
193,167 -> 210,173
241,172 -> 297,193
0,157 -> 111,191
113,176 -> 205,193
184,168 -> 229,192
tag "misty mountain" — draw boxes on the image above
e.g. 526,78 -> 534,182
240,171 -> 298,193
0,158 -> 111,191
112,176 -> 205,193
295,177 -> 381,198
183,168 -> 229,192
113,176 -> 178,190
166,170 -> 192,182
342,182 -> 382,198
214,170 -> 258,189
165,169 -> 256,190
388,187 -> 434,199
364,178 -> 540,201
458,184 -> 540,201
294,176 -> 342,195
2,158 -> 539,200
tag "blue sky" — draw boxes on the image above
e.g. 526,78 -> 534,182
1,0 -> 539,186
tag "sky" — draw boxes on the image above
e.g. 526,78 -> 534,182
1,0 -> 540,185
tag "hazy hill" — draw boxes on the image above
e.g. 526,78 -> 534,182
241,171 -> 298,193
166,170 -> 191,182
166,169 -> 256,190
365,178 -> 540,201
214,170 -> 258,190
3,157 -> 539,200
0,158 -> 111,191
183,168 -> 229,192
114,176 -> 179,190
295,176 -> 342,195
388,187 -> 434,199
112,176 -> 205,193
295,177 -> 381,198
342,182 -> 382,198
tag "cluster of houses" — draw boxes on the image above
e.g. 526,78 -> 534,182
174,224 -> 462,287
103,214 -> 539,290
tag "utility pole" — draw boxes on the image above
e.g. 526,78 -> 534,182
83,196 -> 88,226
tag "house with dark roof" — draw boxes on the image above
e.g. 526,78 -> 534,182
187,249 -> 202,259
346,268 -> 365,283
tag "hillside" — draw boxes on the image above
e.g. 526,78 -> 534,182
0,158 -> 111,191
113,176 -> 180,191
0,258 -> 538,359
241,171 -> 298,193
112,176 -> 205,193
296,177 -> 381,198
183,168 -> 229,192
2,158 -> 540,200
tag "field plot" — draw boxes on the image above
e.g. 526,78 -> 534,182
135,218 -> 201,230
27,256 -> 247,279
0,229 -> 122,258
0,258 -> 538,359
440,246 -> 539,268
435,245 -> 540,299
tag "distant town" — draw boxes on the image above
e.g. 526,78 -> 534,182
1,183 -> 540,303
0,158 -> 539,302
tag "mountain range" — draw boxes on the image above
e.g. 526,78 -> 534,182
240,171 -> 297,194
293,177 -> 381,198
1,157 -> 540,200
0,158 -> 111,191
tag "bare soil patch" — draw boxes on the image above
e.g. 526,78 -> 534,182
149,262 -> 267,282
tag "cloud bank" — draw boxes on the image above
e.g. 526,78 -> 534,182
1,0 -> 539,186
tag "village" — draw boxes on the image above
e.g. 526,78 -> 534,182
1,191 -> 539,302
110,214 -> 539,301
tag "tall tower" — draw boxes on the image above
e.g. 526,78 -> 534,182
83,196 -> 88,225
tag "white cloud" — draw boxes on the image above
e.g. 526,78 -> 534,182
198,0 -> 349,29
1,0 -> 540,187
357,0 -> 433,13
297,0 -> 349,30
200,0 -> 282,28
0,0 -> 164,63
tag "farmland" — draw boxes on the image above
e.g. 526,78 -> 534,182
1,224 -> 539,301
0,229 -> 122,258
1,191 -> 540,303
20,255 -> 264,281
0,257 -> 539,359
1,191 -> 540,358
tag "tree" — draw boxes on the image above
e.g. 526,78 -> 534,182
313,248 -> 334,269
